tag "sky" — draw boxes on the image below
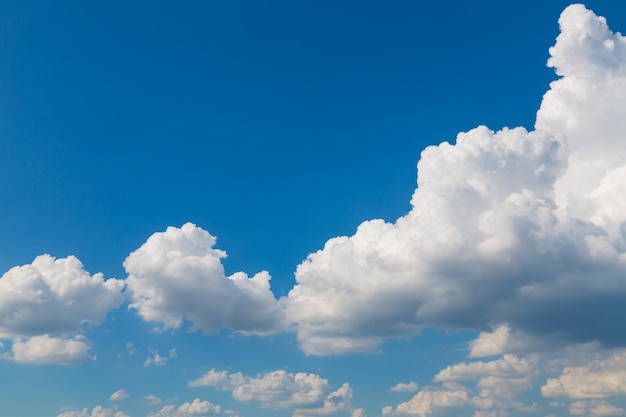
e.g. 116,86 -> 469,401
2,1 -> 626,416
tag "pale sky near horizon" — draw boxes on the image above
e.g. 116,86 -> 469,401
2,2 -> 626,417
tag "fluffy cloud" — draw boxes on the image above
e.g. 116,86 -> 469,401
390,382 -> 419,393
11,334 -> 93,365
285,3 -> 626,355
125,223 -> 286,335
542,350 -> 626,400
149,399 -> 223,417
189,368 -> 359,414
109,389 -> 128,401
0,255 -> 125,363
0,255 -> 124,338
57,406 -> 129,417
382,382 -> 470,417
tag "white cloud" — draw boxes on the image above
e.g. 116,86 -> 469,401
434,354 -> 533,383
110,389 -> 128,401
390,382 -> 419,393
149,399 -> 222,417
189,368 -> 360,414
569,400 -> 626,416
188,368 -> 246,389
57,406 -> 129,417
124,223 -> 287,335
542,350 -> 626,400
144,348 -> 176,367
144,395 -> 163,406
284,3 -> 626,355
0,255 -> 124,364
0,255 -> 124,339
293,383 -> 357,417
11,334 -> 93,365
382,382 -> 470,417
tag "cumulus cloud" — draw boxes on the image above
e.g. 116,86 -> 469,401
382,382 -> 470,417
284,3 -> 626,355
0,255 -> 124,338
0,255 -> 124,364
10,334 -> 93,365
124,223 -> 287,335
189,368 -> 359,414
57,406 -> 129,417
109,389 -> 128,401
149,399 -> 222,417
542,350 -> 626,400
390,382 -> 419,393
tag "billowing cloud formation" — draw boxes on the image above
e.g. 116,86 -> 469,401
0,255 -> 124,338
542,350 -> 626,400
383,354 -> 537,416
124,223 -> 286,335
189,368 -> 360,415
0,255 -> 124,364
285,3 -> 626,355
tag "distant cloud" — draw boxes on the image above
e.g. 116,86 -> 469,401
110,389 -> 128,401
148,399 -> 222,417
390,382 -> 419,393
144,348 -> 176,367
284,3 -> 626,355
144,395 -> 163,406
189,368 -> 359,414
56,405 -> 129,417
125,223 -> 287,335
383,382 -> 470,417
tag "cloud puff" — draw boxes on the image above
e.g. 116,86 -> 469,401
382,382 -> 470,417
125,223 -> 286,335
542,350 -> 626,400
144,348 -> 176,367
149,399 -> 223,417
0,255 -> 124,338
0,255 -> 124,364
57,406 -> 129,417
109,389 -> 128,401
285,3 -> 626,355
390,382 -> 419,393
10,334 -> 93,365
189,368 -> 359,415
383,355 -> 536,416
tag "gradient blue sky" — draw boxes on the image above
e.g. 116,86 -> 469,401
2,2 -> 626,417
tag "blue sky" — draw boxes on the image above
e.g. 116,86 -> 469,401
2,1 -> 626,417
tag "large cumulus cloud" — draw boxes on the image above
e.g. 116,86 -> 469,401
285,4 -> 626,355
0,255 -> 125,363
124,223 -> 287,335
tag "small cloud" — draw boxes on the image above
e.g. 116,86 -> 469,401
144,349 -> 168,367
110,389 -> 128,401
144,395 -> 162,406
390,381 -> 419,392
126,342 -> 136,356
